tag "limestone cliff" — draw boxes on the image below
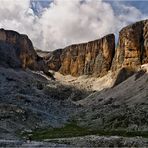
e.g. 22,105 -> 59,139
112,19 -> 148,71
0,29 -> 50,74
47,34 -> 115,77
45,49 -> 63,72
0,29 -> 38,69
2,19 -> 148,78
39,19 -> 148,78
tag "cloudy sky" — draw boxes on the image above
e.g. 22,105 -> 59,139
0,0 -> 147,51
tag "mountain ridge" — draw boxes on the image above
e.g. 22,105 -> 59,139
41,19 -> 148,78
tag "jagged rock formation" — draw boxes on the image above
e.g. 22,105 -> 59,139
112,19 -> 148,71
45,49 -> 63,71
0,29 -> 51,76
1,20 -> 148,78
0,29 -> 38,69
46,34 -> 115,77
44,19 -> 148,78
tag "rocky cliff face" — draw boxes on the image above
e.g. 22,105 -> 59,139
2,19 -> 148,78
39,19 -> 148,78
0,29 -> 50,74
112,19 -> 148,71
45,49 -> 63,71
47,34 -> 115,77
0,29 -> 38,69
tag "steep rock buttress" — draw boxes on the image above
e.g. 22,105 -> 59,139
112,19 -> 148,71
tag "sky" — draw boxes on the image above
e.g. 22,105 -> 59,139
0,0 -> 147,51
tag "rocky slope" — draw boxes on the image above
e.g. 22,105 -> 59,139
0,67 -> 86,140
76,65 -> 148,131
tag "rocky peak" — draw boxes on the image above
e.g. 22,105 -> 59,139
112,19 -> 148,71
0,28 -> 38,69
0,29 -> 54,78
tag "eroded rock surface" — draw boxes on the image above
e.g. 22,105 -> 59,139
0,29 -> 38,69
45,49 -> 63,71
42,20 -> 148,78
112,19 -> 148,71
0,29 -> 49,74
46,34 -> 115,77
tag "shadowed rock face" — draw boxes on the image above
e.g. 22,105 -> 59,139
0,29 -> 50,74
112,19 -> 148,71
0,41 -> 21,68
47,34 -> 115,77
0,29 -> 38,69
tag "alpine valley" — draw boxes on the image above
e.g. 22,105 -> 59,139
0,20 -> 148,147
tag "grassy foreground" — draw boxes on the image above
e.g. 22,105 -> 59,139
21,123 -> 148,140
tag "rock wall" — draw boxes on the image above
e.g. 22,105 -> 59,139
112,19 -> 148,71
38,19 -> 148,78
47,34 -> 115,77
45,49 -> 63,71
1,19 -> 148,78
0,29 -> 38,69
0,29 -> 49,74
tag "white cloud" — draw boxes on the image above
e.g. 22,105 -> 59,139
0,0 -> 146,51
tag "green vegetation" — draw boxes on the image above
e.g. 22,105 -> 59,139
21,122 -> 148,140
22,123 -> 92,140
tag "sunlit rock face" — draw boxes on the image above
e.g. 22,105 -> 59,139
47,34 -> 115,77
112,19 -> 148,71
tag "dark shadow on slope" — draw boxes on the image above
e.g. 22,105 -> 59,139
135,69 -> 146,80
113,68 -> 135,87
0,41 -> 21,68
0,67 -> 91,140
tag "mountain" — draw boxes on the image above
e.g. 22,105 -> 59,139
43,19 -> 148,77
0,29 -> 54,78
0,19 -> 148,147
